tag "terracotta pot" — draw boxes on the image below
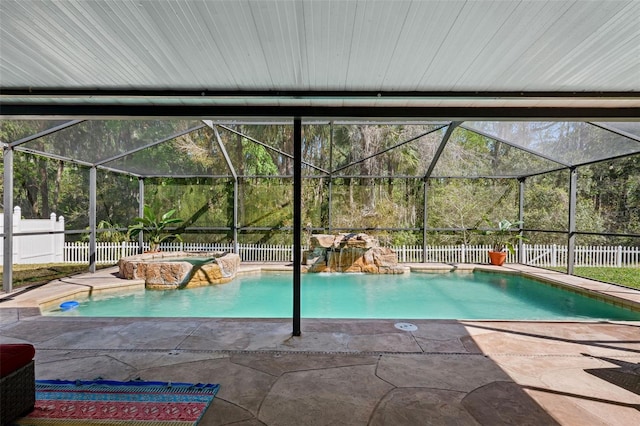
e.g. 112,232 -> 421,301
488,251 -> 507,266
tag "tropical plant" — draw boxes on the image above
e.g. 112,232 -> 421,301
82,220 -> 128,243
484,219 -> 526,254
127,205 -> 183,251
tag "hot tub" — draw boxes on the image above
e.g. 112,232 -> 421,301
118,251 -> 241,290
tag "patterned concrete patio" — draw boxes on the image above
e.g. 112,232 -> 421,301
1,267 -> 639,425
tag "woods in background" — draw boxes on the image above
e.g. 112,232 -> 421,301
1,120 -> 638,247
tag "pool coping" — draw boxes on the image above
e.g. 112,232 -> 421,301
1,262 -> 639,315
408,263 -> 640,313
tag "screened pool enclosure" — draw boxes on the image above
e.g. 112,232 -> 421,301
2,118 -> 640,291
2,0 -> 640,343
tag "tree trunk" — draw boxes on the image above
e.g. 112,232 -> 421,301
25,182 -> 39,217
38,157 -> 50,217
348,178 -> 354,207
52,160 -> 64,213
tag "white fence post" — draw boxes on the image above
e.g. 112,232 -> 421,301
13,206 -> 21,263
55,215 -> 64,262
50,213 -> 56,262
617,245 -> 623,268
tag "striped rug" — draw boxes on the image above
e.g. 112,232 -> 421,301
14,379 -> 220,425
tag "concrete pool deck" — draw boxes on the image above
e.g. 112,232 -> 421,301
1,264 -> 639,425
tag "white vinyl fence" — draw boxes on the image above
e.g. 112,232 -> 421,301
63,242 -> 640,268
521,244 -> 640,268
0,207 -> 65,264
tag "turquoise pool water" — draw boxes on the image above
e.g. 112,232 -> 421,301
43,272 -> 640,320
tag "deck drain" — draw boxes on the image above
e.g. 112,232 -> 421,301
394,322 -> 417,332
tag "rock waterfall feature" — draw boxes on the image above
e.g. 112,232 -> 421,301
302,233 -> 406,274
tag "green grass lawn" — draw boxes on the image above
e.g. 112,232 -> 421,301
0,263 -> 114,290
572,267 -> 640,289
549,266 -> 640,289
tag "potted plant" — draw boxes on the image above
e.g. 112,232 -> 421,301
484,219 -> 526,266
127,205 -> 183,252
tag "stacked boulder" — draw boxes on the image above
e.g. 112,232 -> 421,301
118,251 -> 241,290
302,233 -> 406,274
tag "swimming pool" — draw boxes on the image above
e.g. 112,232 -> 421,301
43,271 -> 640,320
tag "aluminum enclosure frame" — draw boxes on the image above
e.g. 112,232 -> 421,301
2,104 -> 639,337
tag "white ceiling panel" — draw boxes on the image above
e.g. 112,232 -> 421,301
448,1 -> 574,90
415,0 -> 522,90
251,1 -> 304,87
493,0 -> 640,91
303,0 -> 358,89
343,0 -> 414,89
1,0 -> 639,109
384,1 -> 467,90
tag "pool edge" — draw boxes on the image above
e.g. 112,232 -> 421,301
2,263 -> 639,317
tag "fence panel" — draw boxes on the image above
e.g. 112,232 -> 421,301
63,242 -> 640,267
2,207 -> 65,264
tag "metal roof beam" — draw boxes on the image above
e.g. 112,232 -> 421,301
216,124 -> 329,175
4,104 -> 638,120
429,174 -> 553,179
3,89 -> 640,99
9,120 -> 84,147
94,124 -> 206,166
423,122 -> 462,180
563,151 -> 640,169
95,165 -> 142,178
587,122 -> 640,144
136,174 -> 234,179
515,166 -> 569,180
332,175 -> 427,179
14,146 -> 94,167
203,120 -> 237,179
458,124 -> 572,168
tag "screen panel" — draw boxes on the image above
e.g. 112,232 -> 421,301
463,121 -> 640,167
